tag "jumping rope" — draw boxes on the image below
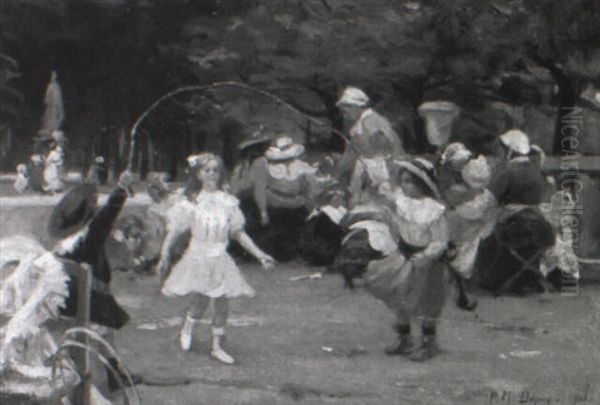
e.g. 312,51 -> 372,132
126,81 -> 355,171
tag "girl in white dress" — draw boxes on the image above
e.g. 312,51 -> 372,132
157,153 -> 275,364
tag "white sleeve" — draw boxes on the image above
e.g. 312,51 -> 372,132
164,200 -> 193,235
455,189 -> 497,220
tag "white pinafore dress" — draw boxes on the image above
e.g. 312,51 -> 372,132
161,190 -> 255,298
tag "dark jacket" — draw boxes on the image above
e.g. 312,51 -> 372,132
58,186 -> 130,328
488,158 -> 546,206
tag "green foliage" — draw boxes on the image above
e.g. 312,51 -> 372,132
1,0 -> 599,167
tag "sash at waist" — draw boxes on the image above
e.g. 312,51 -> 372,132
266,189 -> 306,209
188,241 -> 228,257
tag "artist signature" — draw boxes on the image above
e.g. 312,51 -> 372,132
489,384 -> 595,405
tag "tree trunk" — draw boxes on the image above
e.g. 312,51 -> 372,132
307,77 -> 344,152
553,75 -> 581,155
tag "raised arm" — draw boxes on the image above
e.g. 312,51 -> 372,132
86,174 -> 131,246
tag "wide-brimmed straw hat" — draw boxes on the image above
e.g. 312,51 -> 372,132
265,136 -> 305,161
392,157 -> 440,199
47,184 -> 98,239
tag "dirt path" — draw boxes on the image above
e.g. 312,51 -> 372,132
111,264 -> 600,405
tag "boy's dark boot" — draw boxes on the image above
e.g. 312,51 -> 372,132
384,324 -> 414,356
409,324 -> 440,362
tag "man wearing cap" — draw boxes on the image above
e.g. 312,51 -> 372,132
334,86 -> 406,178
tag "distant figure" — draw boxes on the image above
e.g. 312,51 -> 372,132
106,215 -> 146,273
242,135 -> 320,261
86,156 -> 107,186
299,187 -> 348,266
146,172 -> 171,203
446,155 -> 496,279
474,130 -> 555,294
43,144 -> 65,193
438,142 -> 474,208
489,129 -> 546,206
348,131 -> 394,208
40,70 -> 64,134
28,154 -> 46,193
334,86 -> 406,178
34,130 -> 69,161
230,128 -> 272,197
13,164 -> 29,194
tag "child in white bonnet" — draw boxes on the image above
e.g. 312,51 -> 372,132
13,164 -> 29,193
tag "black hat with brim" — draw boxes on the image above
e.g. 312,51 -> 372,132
238,137 -> 272,151
48,184 -> 98,239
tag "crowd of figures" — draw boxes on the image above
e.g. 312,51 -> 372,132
102,87 -> 579,361
0,86 -> 581,401
13,129 -> 109,195
13,130 -> 68,194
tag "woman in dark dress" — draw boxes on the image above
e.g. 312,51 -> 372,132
473,130 -> 555,294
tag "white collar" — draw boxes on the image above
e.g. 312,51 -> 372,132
54,227 -> 88,255
508,156 -> 531,165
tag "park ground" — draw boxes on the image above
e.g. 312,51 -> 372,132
111,265 -> 600,405
1,192 -> 600,405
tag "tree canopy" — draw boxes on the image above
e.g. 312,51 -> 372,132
1,0 -> 599,175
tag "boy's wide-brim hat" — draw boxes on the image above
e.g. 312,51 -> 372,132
48,184 -> 98,239
265,136 -> 305,160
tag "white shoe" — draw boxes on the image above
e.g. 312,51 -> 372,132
211,327 -> 235,364
210,347 -> 235,365
179,315 -> 194,351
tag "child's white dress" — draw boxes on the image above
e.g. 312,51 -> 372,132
43,148 -> 64,192
162,190 -> 255,298
13,173 -> 29,194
